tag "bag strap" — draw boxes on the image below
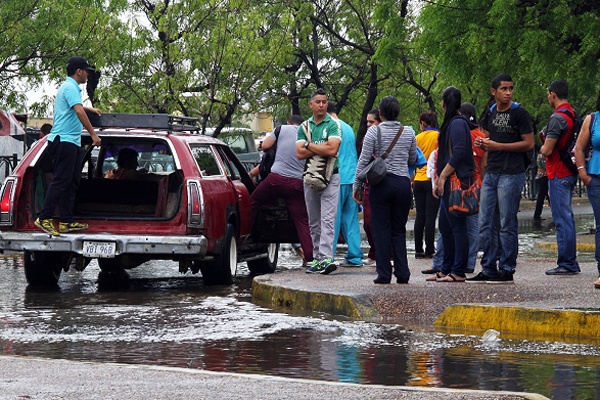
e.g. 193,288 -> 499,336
381,125 -> 404,160
302,121 -> 312,143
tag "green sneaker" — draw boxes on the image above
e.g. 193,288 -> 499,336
305,259 -> 323,274
319,258 -> 337,275
59,221 -> 89,233
35,218 -> 59,236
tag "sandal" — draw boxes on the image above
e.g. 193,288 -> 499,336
437,273 -> 466,282
426,272 -> 446,282
594,277 -> 600,289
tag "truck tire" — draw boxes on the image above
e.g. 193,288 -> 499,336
200,224 -> 236,285
247,243 -> 279,274
24,251 -> 68,287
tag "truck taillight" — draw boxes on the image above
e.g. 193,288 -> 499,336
187,180 -> 205,228
0,178 -> 16,225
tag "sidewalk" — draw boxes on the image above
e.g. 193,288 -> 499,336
254,199 -> 600,343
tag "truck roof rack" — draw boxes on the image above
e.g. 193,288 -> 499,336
86,112 -> 199,131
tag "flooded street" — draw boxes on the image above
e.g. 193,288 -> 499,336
1,218 -> 600,399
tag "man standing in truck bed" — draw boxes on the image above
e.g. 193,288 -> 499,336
35,56 -> 102,236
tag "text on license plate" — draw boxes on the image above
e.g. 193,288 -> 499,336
83,241 -> 116,258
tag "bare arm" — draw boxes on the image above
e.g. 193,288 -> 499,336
261,136 -> 276,150
74,104 -> 101,146
477,132 -> 534,153
575,114 -> 593,186
296,138 -> 341,159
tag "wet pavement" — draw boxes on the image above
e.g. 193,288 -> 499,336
0,200 -> 598,399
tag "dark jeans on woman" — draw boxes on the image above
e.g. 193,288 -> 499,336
38,136 -> 82,223
413,180 -> 440,256
534,176 -> 549,220
438,190 -> 469,278
369,174 -> 412,283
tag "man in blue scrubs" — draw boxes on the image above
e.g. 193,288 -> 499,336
35,56 -> 102,236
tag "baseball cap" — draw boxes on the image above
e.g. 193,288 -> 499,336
66,56 -> 95,71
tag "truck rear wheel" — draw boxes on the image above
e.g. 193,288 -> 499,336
23,251 -> 68,287
200,224 -> 236,285
247,243 -> 279,274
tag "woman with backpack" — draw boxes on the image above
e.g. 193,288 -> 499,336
573,91 -> 600,289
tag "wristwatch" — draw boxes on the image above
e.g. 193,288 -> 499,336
304,141 -> 310,149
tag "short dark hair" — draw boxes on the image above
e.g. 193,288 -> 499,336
548,80 -> 569,99
40,123 -> 53,135
326,102 -> 336,113
116,148 -> 139,168
288,114 -> 304,125
596,90 -> 600,112
310,88 -> 327,100
459,103 -> 478,123
492,73 -> 513,90
378,96 -> 400,121
368,109 -> 381,122
418,112 -> 438,129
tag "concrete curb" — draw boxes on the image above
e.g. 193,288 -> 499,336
434,304 -> 600,342
252,275 -> 381,320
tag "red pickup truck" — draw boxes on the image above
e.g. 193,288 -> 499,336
0,114 -> 293,287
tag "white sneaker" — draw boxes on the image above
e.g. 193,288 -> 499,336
364,257 -> 376,265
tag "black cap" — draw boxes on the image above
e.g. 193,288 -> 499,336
66,56 -> 95,71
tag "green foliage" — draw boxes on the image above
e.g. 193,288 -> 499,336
418,0 -> 600,125
0,0 -> 127,114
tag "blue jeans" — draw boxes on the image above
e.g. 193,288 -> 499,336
585,175 -> 600,275
548,174 -> 580,271
479,172 -> 526,275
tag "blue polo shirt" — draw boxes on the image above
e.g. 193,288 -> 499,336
48,77 -> 84,146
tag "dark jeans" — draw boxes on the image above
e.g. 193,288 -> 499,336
39,137 -> 82,222
250,172 -> 313,261
438,183 -> 469,277
369,174 -> 412,282
413,180 -> 440,255
533,176 -> 549,220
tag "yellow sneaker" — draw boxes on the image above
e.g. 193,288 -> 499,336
59,221 -> 89,233
35,218 -> 59,236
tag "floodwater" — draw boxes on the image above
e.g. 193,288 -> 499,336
1,216 -> 600,399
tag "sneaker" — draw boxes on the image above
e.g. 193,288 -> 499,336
34,218 -> 59,236
364,257 -> 376,265
465,272 -> 490,283
305,260 -> 323,274
545,266 -> 580,275
59,221 -> 89,233
486,270 -> 514,284
319,258 -> 337,275
415,252 -> 426,259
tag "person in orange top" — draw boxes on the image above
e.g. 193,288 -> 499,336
413,112 -> 440,259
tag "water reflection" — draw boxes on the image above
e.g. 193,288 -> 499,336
1,239 -> 600,399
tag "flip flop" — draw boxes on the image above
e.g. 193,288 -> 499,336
437,273 -> 466,282
426,272 -> 446,282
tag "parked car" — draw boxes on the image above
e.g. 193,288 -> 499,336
202,127 -> 261,170
0,113 -> 294,287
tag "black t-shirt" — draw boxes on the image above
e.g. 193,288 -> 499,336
482,103 -> 533,174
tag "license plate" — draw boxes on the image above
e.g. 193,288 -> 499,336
83,241 -> 116,258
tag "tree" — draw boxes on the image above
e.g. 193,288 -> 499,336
417,0 -> 600,125
97,0 -> 294,135
0,0 -> 127,115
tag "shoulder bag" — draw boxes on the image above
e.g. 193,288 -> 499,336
357,125 -> 403,186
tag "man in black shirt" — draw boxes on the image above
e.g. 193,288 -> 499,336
467,73 -> 534,284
